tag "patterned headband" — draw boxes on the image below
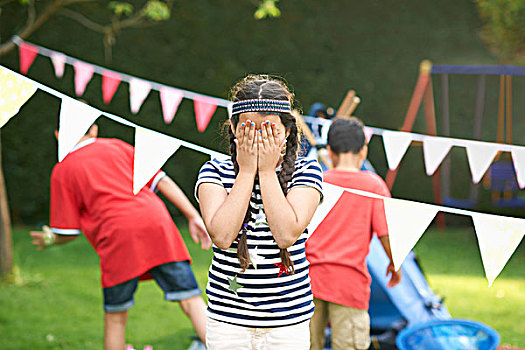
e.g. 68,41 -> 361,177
231,99 -> 292,117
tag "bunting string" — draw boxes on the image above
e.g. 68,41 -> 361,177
12,36 -> 231,108
302,116 -> 525,187
0,64 -> 222,159
1,64 -> 523,286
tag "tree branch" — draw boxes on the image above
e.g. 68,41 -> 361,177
25,0 -> 36,28
60,8 -> 105,32
0,0 -> 64,56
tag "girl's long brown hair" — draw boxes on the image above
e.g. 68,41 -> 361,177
228,74 -> 300,273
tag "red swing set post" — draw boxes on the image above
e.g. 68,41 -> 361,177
384,60 -> 446,228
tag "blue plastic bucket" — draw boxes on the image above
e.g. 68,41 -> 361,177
396,319 -> 500,350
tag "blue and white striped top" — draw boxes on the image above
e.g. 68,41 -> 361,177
195,157 -> 323,328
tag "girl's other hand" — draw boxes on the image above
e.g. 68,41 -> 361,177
234,120 -> 258,174
258,121 -> 285,173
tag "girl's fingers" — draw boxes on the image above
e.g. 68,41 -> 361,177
237,121 -> 247,145
264,121 -> 275,147
256,130 -> 263,149
260,122 -> 270,148
279,137 -> 287,149
247,121 -> 256,149
271,123 -> 281,145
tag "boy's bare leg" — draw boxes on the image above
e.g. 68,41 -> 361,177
179,296 -> 207,343
105,310 -> 128,350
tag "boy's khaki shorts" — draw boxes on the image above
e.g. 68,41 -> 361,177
310,298 -> 370,350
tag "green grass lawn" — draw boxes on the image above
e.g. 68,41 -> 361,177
1,225 -> 524,349
413,227 -> 525,348
0,226 -> 213,350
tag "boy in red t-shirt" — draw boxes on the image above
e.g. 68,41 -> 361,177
30,124 -> 211,350
306,118 -> 402,350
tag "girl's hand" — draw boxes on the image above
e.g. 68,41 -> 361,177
234,120 -> 258,174
258,121 -> 285,173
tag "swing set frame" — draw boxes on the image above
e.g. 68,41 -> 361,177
386,60 -> 525,227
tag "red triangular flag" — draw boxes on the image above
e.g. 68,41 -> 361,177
194,96 -> 217,132
102,70 -> 122,104
18,42 -> 39,74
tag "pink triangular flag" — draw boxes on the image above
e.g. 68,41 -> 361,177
159,86 -> 184,124
102,70 -> 122,104
18,42 -> 39,74
422,136 -> 453,175
73,61 -> 95,96
50,52 -> 67,78
129,78 -> 152,114
511,146 -> 525,189
465,140 -> 499,184
364,127 -> 374,143
194,96 -> 217,132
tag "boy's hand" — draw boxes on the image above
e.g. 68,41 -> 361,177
29,225 -> 54,251
386,262 -> 402,288
257,121 -> 285,173
188,217 -> 212,250
234,120 -> 258,175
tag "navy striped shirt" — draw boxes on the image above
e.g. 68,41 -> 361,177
195,157 -> 323,328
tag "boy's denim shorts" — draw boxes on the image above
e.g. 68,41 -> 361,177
103,261 -> 202,312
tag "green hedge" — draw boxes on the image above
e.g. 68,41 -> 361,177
1,0 -> 523,225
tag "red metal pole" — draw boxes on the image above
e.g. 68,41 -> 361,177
385,60 -> 432,189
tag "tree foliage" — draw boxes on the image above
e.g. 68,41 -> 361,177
475,0 -> 525,64
0,0 -> 175,63
254,0 -> 281,19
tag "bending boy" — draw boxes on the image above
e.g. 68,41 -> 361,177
306,118 -> 402,350
30,124 -> 211,350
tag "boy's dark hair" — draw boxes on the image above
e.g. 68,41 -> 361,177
327,117 -> 366,155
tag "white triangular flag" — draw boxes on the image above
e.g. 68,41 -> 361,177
208,151 -> 229,161
384,198 -> 438,270
58,97 -> 100,161
50,52 -> 67,78
308,183 -> 345,234
472,213 -> 525,287
133,127 -> 182,194
382,131 -> 413,170
227,103 -> 233,119
422,136 -> 453,175
511,146 -> 525,189
129,78 -> 152,114
465,141 -> 499,183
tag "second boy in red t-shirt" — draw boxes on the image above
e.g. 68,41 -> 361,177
306,118 -> 402,350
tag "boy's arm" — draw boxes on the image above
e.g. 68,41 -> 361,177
156,175 -> 212,250
30,225 -> 78,251
378,235 -> 402,288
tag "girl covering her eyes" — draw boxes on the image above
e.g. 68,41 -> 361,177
195,74 -> 323,349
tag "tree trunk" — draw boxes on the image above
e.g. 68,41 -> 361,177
0,140 -> 12,277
